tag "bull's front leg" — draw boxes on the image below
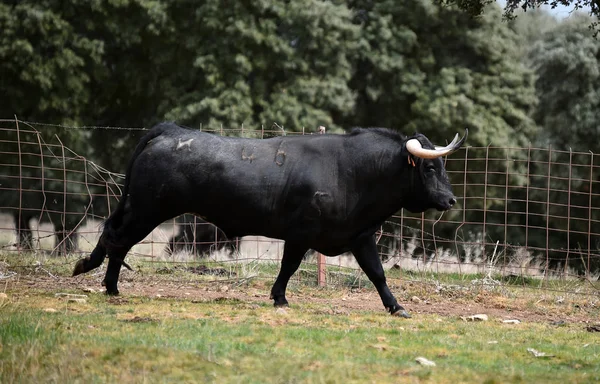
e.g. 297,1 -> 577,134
351,237 -> 411,318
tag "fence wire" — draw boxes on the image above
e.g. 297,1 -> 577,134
1,118 -> 599,292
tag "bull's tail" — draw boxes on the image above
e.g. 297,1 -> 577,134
100,123 -> 172,248
73,123 -> 173,276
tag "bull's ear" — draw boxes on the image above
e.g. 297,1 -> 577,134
407,129 -> 467,159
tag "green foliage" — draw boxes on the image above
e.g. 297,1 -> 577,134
529,13 -> 600,152
346,2 -> 538,259
2,0 -> 539,158
163,0 -> 360,132
0,2 -> 101,124
2,1 -> 599,272
510,8 -> 559,48
0,0 -> 175,169
347,2 -> 538,148
523,14 -> 600,272
439,0 -> 599,26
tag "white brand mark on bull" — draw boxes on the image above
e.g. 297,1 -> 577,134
177,138 -> 194,150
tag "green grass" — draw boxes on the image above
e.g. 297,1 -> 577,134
1,290 -> 599,384
1,252 -> 599,383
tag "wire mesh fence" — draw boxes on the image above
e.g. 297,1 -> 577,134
1,118 -> 599,289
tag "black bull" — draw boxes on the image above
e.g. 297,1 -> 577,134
73,122 -> 467,317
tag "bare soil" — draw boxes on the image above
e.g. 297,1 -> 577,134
6,269 -> 599,326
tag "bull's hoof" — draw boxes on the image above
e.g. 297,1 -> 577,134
104,288 -> 120,296
391,309 -> 412,318
270,292 -> 289,307
72,258 -> 89,276
271,296 -> 289,307
101,279 -> 119,295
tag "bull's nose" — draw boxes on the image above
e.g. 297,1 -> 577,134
449,197 -> 457,206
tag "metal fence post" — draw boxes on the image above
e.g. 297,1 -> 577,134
545,146 -> 552,280
15,117 -> 23,256
317,126 -> 327,287
587,151 -> 594,279
565,149 -> 573,278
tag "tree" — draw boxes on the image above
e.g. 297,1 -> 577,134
162,0 -> 361,132
0,0 -> 176,168
510,8 -> 559,46
347,1 -> 537,148
525,13 -> 600,273
0,1 -> 99,247
438,0 -> 599,24
0,1 -> 101,125
0,1 -> 171,249
529,14 -> 600,152
345,1 -> 539,261
64,0 -> 178,170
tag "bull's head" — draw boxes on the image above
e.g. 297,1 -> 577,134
403,129 -> 468,213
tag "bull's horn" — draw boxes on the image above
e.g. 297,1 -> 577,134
406,129 -> 468,159
434,133 -> 460,151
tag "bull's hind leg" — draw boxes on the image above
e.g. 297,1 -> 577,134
102,250 -> 130,295
73,213 -> 166,295
101,219 -> 165,295
270,243 -> 308,307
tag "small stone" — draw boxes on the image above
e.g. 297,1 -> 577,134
527,348 -> 554,358
502,319 -> 521,324
462,314 -> 488,322
275,307 -> 288,315
55,293 -> 88,299
219,285 -> 229,292
411,296 -> 422,303
82,287 -> 96,293
0,293 -> 7,300
44,308 -> 58,313
371,343 -> 389,351
415,357 -> 436,367
67,298 -> 87,304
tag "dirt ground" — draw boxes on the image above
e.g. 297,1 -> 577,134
5,268 -> 599,326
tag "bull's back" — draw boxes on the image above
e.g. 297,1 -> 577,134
126,128 -> 291,236
126,125 -> 359,240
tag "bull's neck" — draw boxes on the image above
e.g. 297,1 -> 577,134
350,146 -> 412,223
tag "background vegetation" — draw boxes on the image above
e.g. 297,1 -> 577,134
1,0 -> 599,273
